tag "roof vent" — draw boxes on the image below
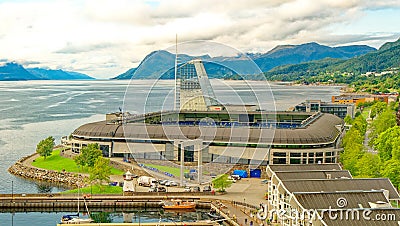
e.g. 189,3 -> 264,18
368,201 -> 391,208
382,189 -> 389,200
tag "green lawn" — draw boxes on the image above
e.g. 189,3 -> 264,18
145,163 -> 189,177
62,185 -> 123,194
31,149 -> 124,175
144,164 -> 210,177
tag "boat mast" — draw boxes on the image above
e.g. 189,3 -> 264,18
174,34 -> 178,111
77,182 -> 80,216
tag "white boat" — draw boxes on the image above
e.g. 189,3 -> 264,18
61,214 -> 94,224
60,185 -> 93,224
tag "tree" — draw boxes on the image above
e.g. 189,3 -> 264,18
391,138 -> 400,161
340,141 -> 364,175
396,103 -> 400,126
351,115 -> 367,135
344,115 -> 353,125
212,174 -> 233,192
369,109 -> 396,146
341,115 -> 366,176
89,157 -> 112,188
370,102 -> 387,119
36,136 -> 55,160
90,212 -> 112,223
355,153 -> 381,178
74,143 -> 102,169
374,126 -> 400,161
342,128 -> 364,148
381,159 -> 400,189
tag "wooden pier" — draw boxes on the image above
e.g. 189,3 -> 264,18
56,222 -> 219,226
0,194 -> 211,212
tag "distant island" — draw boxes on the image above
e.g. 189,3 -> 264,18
0,62 -> 94,81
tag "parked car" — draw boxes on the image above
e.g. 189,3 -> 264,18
148,186 -> 157,192
203,185 -> 212,192
192,186 -> 201,192
227,176 -> 237,183
109,182 -> 118,186
231,175 -> 241,180
183,187 -> 192,192
159,180 -> 169,185
157,186 -> 167,192
166,181 -> 178,186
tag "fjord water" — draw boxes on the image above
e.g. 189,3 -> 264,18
0,79 -> 341,225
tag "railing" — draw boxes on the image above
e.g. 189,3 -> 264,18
230,200 -> 259,210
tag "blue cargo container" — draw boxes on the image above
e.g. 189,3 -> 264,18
250,169 -> 261,178
232,170 -> 247,178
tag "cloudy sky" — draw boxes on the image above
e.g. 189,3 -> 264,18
0,0 -> 399,79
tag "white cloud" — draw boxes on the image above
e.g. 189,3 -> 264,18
0,0 -> 399,78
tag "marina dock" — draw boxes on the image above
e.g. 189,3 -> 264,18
0,194 -> 209,212
56,222 -> 219,226
0,194 -> 259,226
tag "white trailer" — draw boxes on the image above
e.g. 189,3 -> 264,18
137,176 -> 156,187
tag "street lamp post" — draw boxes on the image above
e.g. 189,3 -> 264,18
138,210 -> 141,226
11,180 -> 14,201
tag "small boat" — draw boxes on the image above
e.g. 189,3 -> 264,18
162,199 -> 196,210
207,209 -> 222,219
61,214 -> 94,224
207,209 -> 220,218
60,186 -> 93,224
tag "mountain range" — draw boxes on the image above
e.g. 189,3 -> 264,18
114,42 -> 376,80
2,39 -> 398,81
264,38 -> 400,82
114,50 -> 243,80
0,62 -> 93,81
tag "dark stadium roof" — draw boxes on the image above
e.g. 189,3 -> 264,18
72,112 -> 343,145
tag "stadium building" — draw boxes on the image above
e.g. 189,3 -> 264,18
63,60 -> 344,168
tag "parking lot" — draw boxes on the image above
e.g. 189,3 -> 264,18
132,180 -> 214,193
110,157 -> 267,203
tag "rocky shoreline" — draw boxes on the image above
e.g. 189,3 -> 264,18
8,154 -> 87,188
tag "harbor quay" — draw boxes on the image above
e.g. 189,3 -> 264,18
0,195 -> 206,210
0,193 -> 265,226
5,143 -> 268,226
55,222 -> 219,226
